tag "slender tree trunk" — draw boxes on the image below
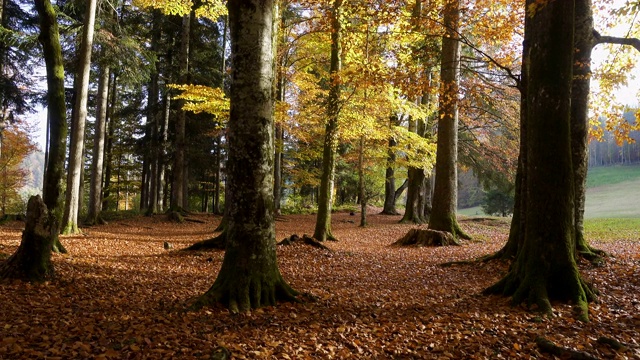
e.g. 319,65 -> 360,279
86,64 -> 109,225
312,0 -> 342,242
159,89 -> 170,212
358,136 -> 367,227
102,74 -> 117,212
428,0 -> 469,240
171,13 -> 191,212
381,120 -> 400,215
194,0 -> 297,313
485,0 -> 595,321
213,137 -> 222,214
61,0 -> 97,235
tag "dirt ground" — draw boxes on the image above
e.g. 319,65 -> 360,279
0,211 -> 639,359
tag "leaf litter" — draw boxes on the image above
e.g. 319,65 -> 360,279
0,212 -> 639,359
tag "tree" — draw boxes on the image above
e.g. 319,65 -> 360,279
428,0 -> 470,240
485,0 -> 596,321
86,63 -> 109,225
312,0 -> 342,242
192,0 -> 298,313
61,0 -> 98,235
0,120 -> 37,215
0,0 -> 67,281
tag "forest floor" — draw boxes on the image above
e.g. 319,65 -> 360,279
0,211 -> 639,359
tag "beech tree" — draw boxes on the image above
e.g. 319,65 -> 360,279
485,0 -> 596,321
193,0 -> 298,312
428,0 -> 469,240
61,0 -> 98,235
0,0 -> 67,281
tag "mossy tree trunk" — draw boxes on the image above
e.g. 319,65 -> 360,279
485,0 -> 595,321
428,0 -> 470,240
194,0 -> 297,313
35,0 -> 66,254
313,0 -> 342,242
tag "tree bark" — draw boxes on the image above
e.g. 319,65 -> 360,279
193,0 -> 297,313
381,123 -> 399,215
61,0 -> 97,235
485,0 -> 595,321
102,74 -> 117,212
428,0 -> 470,239
171,13 -> 191,213
86,64 -> 109,226
312,0 -> 342,242
35,0 -> 66,254
0,196 -> 53,282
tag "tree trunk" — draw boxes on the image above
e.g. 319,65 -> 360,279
428,0 -> 469,240
312,0 -> 342,242
485,0 -> 595,321
61,0 -> 97,235
35,0 -> 67,254
358,136 -> 366,227
401,166 -> 425,223
0,196 -> 53,282
193,0 -> 297,313
103,70 -> 120,212
381,122 -> 399,215
86,64 -> 109,225
171,13 -> 191,213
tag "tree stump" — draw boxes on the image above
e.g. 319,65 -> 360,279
392,228 -> 460,247
0,195 -> 55,282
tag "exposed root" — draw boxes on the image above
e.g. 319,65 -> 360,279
183,232 -> 226,251
535,336 -> 598,360
277,234 -> 332,251
191,274 -> 299,313
393,228 -> 460,247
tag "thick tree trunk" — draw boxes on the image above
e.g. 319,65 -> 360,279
35,0 -> 66,254
193,0 -> 297,313
312,0 -> 342,242
61,0 -> 97,235
171,13 -> 191,213
428,0 -> 469,240
0,196 -> 53,282
400,166 -> 425,223
86,65 -> 109,226
573,0 -> 605,261
485,0 -> 595,321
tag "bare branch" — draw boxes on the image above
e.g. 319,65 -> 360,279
593,30 -> 640,53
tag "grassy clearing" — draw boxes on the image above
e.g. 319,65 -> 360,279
586,165 -> 640,188
584,218 -> 640,242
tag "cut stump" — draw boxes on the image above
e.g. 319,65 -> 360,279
0,195 -> 55,282
392,228 -> 460,247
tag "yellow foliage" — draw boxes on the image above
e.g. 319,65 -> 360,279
132,0 -> 227,19
169,84 -> 229,121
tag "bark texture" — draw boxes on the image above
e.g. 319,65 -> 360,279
62,0 -> 97,235
0,196 -> 53,282
194,0 -> 297,313
485,0 -> 595,321
312,0 -> 342,242
171,13 -> 191,212
35,0 -> 66,254
86,64 -> 109,226
428,0 -> 469,240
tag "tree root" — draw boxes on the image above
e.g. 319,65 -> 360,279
183,232 -> 226,251
535,336 -> 598,360
277,234 -> 332,251
191,273 -> 299,313
393,228 -> 460,247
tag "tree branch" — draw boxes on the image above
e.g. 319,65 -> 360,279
593,30 -> 640,53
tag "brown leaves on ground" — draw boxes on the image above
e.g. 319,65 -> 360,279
0,212 -> 639,359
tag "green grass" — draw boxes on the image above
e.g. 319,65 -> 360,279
586,165 -> 640,188
457,206 -> 486,216
583,218 -> 640,242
